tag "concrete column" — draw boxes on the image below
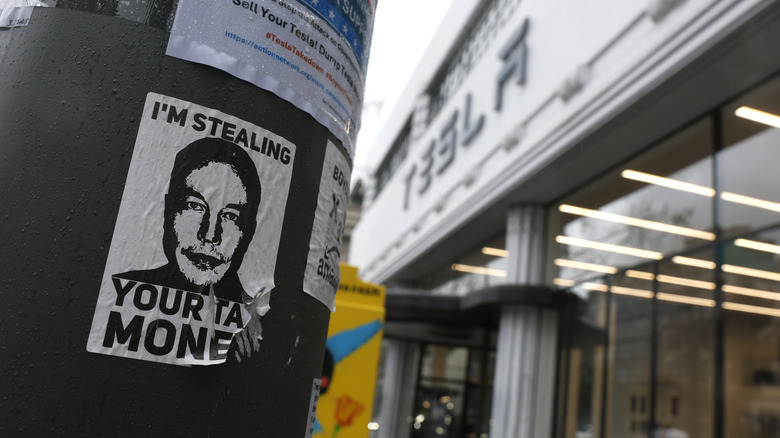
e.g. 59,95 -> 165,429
506,205 -> 546,285
490,206 -> 558,438
377,339 -> 421,438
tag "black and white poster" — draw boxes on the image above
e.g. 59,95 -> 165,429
87,93 -> 295,366
303,140 -> 350,311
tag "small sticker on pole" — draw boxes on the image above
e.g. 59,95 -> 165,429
303,140 -> 351,310
0,0 -> 45,28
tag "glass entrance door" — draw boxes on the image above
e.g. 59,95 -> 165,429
411,342 -> 495,438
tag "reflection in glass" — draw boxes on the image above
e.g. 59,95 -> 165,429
656,260 -> 715,438
412,346 -> 467,437
551,119 -> 713,286
722,228 -> 780,438
557,290 -> 607,438
721,76 -> 780,238
724,308 -> 780,438
607,281 -> 652,438
416,234 -> 509,296
551,71 -> 780,438
411,343 -> 495,438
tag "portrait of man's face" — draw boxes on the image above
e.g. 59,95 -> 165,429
173,161 -> 249,286
160,137 -> 262,293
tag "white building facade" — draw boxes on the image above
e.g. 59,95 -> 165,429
350,0 -> 780,437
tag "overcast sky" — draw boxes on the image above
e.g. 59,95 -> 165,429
353,0 -> 454,184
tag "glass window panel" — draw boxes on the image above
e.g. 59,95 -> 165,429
720,75 -> 780,237
413,345 -> 468,437
417,233 -> 508,295
656,251 -> 717,305
463,346 -> 495,437
550,120 -> 714,285
721,232 -> 780,309
655,260 -> 715,438
419,345 -> 469,382
558,289 -> 608,438
722,229 -> 780,438
550,71 -> 780,438
724,310 -> 780,438
606,275 -> 653,438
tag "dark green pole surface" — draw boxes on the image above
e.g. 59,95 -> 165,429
0,5 -> 338,437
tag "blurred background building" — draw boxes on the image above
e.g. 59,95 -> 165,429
349,0 -> 780,437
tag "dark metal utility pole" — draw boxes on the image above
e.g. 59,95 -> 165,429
0,1 -> 374,436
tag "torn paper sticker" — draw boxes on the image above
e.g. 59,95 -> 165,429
303,140 -> 350,311
0,0 -> 41,28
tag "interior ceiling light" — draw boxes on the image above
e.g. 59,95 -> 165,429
625,269 -> 715,289
582,282 -> 609,292
721,192 -> 780,213
554,258 -> 618,274
723,284 -> 780,302
626,270 -> 655,280
584,282 -> 715,306
621,170 -> 715,197
735,106 -> 780,129
723,301 -> 780,318
656,292 -> 716,307
482,247 -> 509,257
559,204 -> 715,240
553,278 -> 576,287
611,286 -> 654,299
451,264 -> 508,278
556,235 -> 663,260
672,256 -> 716,270
656,274 -> 716,290
722,264 -> 780,282
623,170 -> 780,214
734,238 -> 780,255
